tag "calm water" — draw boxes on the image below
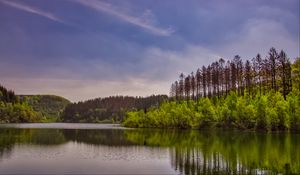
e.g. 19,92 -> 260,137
0,124 -> 299,175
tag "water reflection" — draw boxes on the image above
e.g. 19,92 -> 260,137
0,126 -> 299,174
125,130 -> 300,174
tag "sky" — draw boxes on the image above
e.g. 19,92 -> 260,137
0,0 -> 299,102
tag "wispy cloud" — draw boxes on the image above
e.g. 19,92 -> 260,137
75,0 -> 174,36
0,0 -> 65,23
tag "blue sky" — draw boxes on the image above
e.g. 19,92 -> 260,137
0,0 -> 299,101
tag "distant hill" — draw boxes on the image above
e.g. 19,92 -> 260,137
61,95 -> 168,123
20,95 -> 71,122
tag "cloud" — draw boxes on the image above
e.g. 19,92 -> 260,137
0,0 -> 65,24
2,17 -> 297,102
219,18 -> 299,60
0,0 -> 298,102
137,46 -> 218,81
74,0 -> 174,36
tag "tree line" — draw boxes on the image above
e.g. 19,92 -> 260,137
0,83 -> 168,123
123,48 -> 300,131
61,95 -> 168,123
0,85 -> 18,103
170,47 -> 295,101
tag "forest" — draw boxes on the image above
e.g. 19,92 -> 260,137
61,95 -> 167,123
0,85 -> 42,123
0,83 -> 167,123
20,95 -> 70,122
0,85 -> 70,123
1,47 -> 300,129
123,48 -> 300,131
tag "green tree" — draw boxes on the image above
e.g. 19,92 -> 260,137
255,96 -> 269,130
292,58 -> 300,90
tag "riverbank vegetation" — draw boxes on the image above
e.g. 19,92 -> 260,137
123,48 -> 300,131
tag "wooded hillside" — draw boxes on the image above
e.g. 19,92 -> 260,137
61,95 -> 168,123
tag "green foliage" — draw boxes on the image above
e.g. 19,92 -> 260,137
222,92 -> 238,127
196,98 -> 216,128
236,99 -> 256,129
255,95 -> 269,130
20,95 -> 70,121
164,49 -> 300,131
0,102 -> 43,123
287,91 -> 300,131
123,91 -> 300,131
0,84 -> 45,123
0,84 -> 70,123
292,57 -> 300,90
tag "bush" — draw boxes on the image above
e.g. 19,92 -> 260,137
196,98 -> 216,128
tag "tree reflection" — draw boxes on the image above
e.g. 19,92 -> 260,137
62,129 -> 136,146
0,128 -> 299,174
125,129 -> 300,174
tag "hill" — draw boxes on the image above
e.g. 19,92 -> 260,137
20,95 -> 71,122
61,95 -> 168,123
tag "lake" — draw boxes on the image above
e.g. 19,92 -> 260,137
0,123 -> 299,174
